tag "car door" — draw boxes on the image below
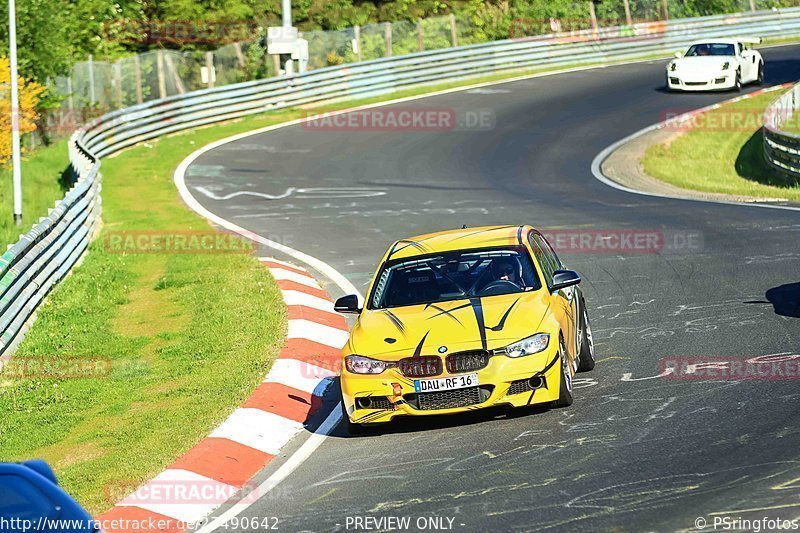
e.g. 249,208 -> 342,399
739,43 -> 757,82
529,232 -> 577,360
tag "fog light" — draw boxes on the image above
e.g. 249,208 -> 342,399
356,397 -> 372,409
528,376 -> 544,389
392,383 -> 402,398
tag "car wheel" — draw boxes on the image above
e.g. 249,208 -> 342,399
757,62 -> 764,85
340,398 -> 366,435
577,301 -> 596,372
735,70 -> 742,92
552,336 -> 574,408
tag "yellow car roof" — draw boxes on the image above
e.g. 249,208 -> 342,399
387,225 -> 530,261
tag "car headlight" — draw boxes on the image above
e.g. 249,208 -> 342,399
669,62 -> 677,72
498,334 -> 550,358
345,355 -> 389,374
721,61 -> 730,70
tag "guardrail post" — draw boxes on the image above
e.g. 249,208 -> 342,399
133,55 -> 143,104
114,62 -> 122,109
450,14 -> 458,47
157,50 -> 167,99
417,19 -> 423,52
354,25 -> 362,61
384,22 -> 392,57
88,54 -> 96,105
205,52 -> 215,89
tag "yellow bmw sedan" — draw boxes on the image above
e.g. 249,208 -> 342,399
334,225 -> 595,429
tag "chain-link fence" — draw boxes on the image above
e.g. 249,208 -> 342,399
32,0 -> 800,142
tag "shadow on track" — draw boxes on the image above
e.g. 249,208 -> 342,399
766,282 -> 800,318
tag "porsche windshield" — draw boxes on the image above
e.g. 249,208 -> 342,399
685,43 -> 736,56
370,247 -> 541,309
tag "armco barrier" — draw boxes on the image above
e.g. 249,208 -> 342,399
763,82 -> 800,178
3,7 -> 800,358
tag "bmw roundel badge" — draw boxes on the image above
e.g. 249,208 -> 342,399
438,346 -> 448,354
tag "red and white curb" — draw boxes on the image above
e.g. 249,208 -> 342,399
98,257 -> 348,532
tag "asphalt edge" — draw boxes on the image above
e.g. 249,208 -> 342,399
96,258 -> 349,531
590,82 -> 800,213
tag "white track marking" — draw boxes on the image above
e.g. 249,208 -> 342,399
287,319 -> 350,347
268,267 -> 320,287
590,85 -> 800,213
174,49 -> 800,530
195,405 -> 342,533
280,290 -> 335,312
209,409 -> 304,455
262,359 -> 337,394
118,469 -> 237,523
259,256 -> 308,271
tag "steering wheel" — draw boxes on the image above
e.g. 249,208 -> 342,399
478,279 -> 521,296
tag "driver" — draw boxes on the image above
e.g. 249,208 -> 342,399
490,257 -> 519,285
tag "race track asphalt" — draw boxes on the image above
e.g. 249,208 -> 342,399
184,47 -> 800,532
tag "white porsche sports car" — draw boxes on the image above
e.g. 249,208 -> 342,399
666,38 -> 763,92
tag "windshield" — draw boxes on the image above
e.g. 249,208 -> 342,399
684,43 -> 736,57
369,247 -> 541,309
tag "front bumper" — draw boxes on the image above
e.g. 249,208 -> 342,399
341,346 -> 564,425
667,72 -> 735,91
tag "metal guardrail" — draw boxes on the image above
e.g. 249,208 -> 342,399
763,83 -> 800,177
2,7 -> 800,358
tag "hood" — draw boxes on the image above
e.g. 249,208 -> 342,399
346,290 -> 550,359
674,56 -> 736,71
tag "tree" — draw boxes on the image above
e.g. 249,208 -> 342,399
0,55 -> 45,165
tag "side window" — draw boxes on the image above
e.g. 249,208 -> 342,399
528,233 -> 555,285
537,233 -> 563,271
531,233 -> 564,286
0,474 -> 58,520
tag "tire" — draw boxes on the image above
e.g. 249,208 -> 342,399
340,398 -> 366,435
757,62 -> 764,85
734,70 -> 742,92
577,300 -> 596,372
552,336 -> 574,408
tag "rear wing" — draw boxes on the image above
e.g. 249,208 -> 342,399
737,37 -> 762,45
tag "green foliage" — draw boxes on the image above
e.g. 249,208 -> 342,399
3,0 -> 799,81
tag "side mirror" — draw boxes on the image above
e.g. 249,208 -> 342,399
551,269 -> 581,291
674,51 -> 682,58
334,294 -> 362,314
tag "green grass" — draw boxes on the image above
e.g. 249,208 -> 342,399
0,140 -> 73,247
6,49 -> 800,515
643,91 -> 800,202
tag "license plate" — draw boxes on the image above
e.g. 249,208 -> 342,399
414,373 -> 479,393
